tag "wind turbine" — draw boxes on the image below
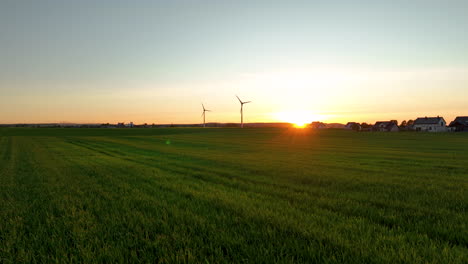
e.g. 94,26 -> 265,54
201,104 -> 211,128
236,95 -> 251,128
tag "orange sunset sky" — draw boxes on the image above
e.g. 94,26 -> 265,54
1,1 -> 467,125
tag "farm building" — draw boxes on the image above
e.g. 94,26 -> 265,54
372,121 -> 399,132
310,122 -> 327,129
449,116 -> 468,132
345,122 -> 361,131
413,117 -> 447,132
360,123 -> 373,132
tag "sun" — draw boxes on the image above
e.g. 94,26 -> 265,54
293,122 -> 308,128
274,111 -> 324,128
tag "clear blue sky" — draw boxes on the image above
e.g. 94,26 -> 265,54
1,0 -> 467,124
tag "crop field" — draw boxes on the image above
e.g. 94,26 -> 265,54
0,128 -> 467,263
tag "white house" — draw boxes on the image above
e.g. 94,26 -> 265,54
413,117 -> 447,132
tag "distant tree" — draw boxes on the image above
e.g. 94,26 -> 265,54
390,120 -> 398,125
407,120 -> 414,127
400,120 -> 407,127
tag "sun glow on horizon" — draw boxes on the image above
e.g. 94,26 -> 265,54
274,111 -> 325,128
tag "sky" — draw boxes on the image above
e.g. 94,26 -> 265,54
1,0 -> 468,124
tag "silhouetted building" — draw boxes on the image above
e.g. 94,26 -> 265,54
310,122 -> 327,129
449,116 -> 468,132
372,121 -> 399,132
360,123 -> 372,132
345,122 -> 361,131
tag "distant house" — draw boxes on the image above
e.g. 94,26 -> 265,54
449,116 -> 468,132
326,123 -> 346,129
310,122 -> 327,129
372,121 -> 399,132
360,123 -> 373,132
413,116 -> 447,132
345,122 -> 361,131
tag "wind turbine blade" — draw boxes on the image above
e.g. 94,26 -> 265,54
244,101 -> 252,104
236,95 -> 243,104
202,104 -> 205,111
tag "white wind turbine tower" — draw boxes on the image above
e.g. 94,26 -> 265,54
236,95 -> 251,128
201,104 -> 211,128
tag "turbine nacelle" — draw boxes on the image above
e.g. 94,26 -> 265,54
201,104 -> 211,114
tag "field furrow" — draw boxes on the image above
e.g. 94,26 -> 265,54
0,128 -> 467,263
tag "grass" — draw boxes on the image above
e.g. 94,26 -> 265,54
0,128 -> 467,263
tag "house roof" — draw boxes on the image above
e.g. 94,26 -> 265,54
374,121 -> 393,126
449,116 -> 468,126
374,121 -> 389,126
373,121 -> 398,129
346,122 -> 360,126
414,117 -> 445,125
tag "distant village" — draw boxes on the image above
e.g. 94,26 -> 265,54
2,116 -> 468,132
330,116 -> 468,132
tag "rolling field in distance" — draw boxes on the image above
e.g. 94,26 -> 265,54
0,128 -> 467,263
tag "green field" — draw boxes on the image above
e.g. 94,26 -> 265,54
0,128 -> 467,263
